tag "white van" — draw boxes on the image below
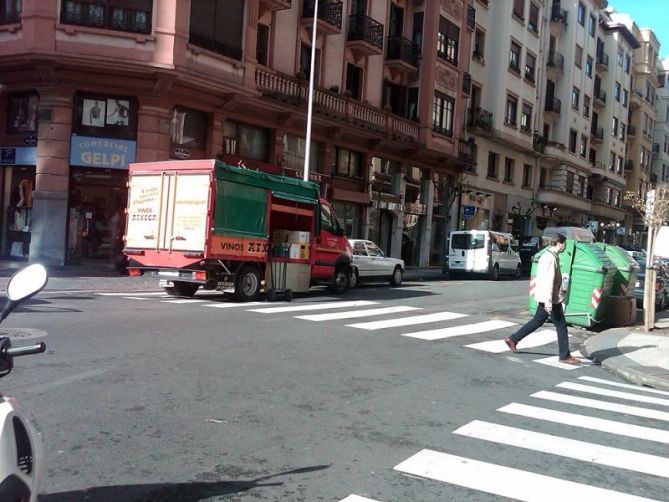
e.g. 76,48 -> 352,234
446,230 -> 522,280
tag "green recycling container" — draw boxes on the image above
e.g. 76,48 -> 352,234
595,243 -> 640,297
529,240 -> 616,328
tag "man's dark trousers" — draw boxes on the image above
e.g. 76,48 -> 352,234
509,302 -> 570,359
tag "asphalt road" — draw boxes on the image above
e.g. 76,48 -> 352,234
1,278 -> 667,501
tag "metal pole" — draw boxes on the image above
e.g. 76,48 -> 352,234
303,0 -> 319,182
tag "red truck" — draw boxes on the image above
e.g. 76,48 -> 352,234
123,159 -> 352,300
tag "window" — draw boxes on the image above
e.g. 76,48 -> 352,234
525,52 -> 536,82
614,82 -> 621,102
617,155 -> 624,174
528,3 -> 539,32
580,135 -> 588,158
513,0 -> 525,20
583,95 -> 591,117
473,29 -> 485,61
61,0 -> 152,34
437,17 -> 459,65
577,2 -> 586,26
256,24 -> 270,66
609,151 -> 616,171
170,107 -> 207,150
6,92 -> 38,134
614,190 -> 621,207
612,117 -> 618,136
412,12 -> 424,54
336,148 -> 362,177
575,45 -> 583,68
606,187 -> 613,205
522,164 -> 532,188
589,148 -> 596,165
617,47 -> 624,66
625,54 -> 631,73
619,123 -> 626,141
585,56 -> 593,77
569,130 -> 577,153
0,0 -> 21,24
588,14 -> 596,36
189,0 -> 243,59
505,95 -> 518,126
300,43 -> 321,84
622,89 -> 628,107
509,41 -> 521,73
283,135 -> 320,173
520,103 -> 532,131
487,151 -> 499,178
223,120 -> 270,162
320,203 -> 336,234
566,171 -> 575,193
353,241 -> 367,256
346,63 -> 363,100
571,87 -> 580,110
504,158 -> 515,183
432,92 -> 454,136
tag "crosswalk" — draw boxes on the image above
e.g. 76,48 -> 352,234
98,292 -> 589,366
340,375 -> 669,501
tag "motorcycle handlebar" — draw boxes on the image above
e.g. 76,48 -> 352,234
5,343 -> 46,358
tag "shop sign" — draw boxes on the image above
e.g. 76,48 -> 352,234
463,206 -> 476,219
616,226 -> 626,235
0,146 -> 37,166
70,135 -> 136,169
283,166 -> 330,185
23,135 -> 37,146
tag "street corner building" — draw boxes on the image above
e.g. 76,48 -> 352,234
0,0 -> 664,268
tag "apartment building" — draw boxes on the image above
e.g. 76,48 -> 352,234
462,0 -> 545,236
0,0 -> 475,267
652,58 -> 669,185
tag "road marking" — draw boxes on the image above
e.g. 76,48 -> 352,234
346,312 -> 468,331
453,420 -> 669,479
338,496 -> 383,502
499,402 -> 669,444
98,292 -> 167,296
532,390 -> 669,422
203,301 -> 268,309
160,299 -> 210,304
402,320 -> 517,341
393,449 -> 658,502
27,367 -> 114,394
533,350 -> 591,370
577,376 -> 669,396
249,301 -> 378,314
556,382 -> 669,407
296,306 -> 420,321
465,329 -> 559,353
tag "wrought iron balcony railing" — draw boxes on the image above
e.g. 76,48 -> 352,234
348,14 -> 384,50
544,97 -> 561,114
466,6 -> 476,30
596,52 -> 609,68
467,107 -> 493,131
591,126 -> 604,140
533,134 -> 546,154
547,52 -> 564,71
462,72 -> 472,95
386,36 -> 418,67
302,0 -> 343,31
550,3 -> 567,25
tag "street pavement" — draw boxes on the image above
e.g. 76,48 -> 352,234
1,258 -> 667,393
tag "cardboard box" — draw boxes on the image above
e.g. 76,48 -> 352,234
289,243 -> 301,259
272,230 -> 310,244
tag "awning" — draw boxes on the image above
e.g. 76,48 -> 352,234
272,190 -> 317,205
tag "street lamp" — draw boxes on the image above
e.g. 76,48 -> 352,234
303,1 -> 319,182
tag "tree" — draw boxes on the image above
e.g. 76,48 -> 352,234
434,172 -> 468,272
631,182 -> 669,330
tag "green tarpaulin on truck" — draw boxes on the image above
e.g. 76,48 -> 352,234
213,161 -> 320,238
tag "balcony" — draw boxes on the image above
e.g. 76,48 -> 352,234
462,72 -> 472,95
627,125 -> 636,137
254,68 -> 420,144
347,14 -> 384,57
589,201 -> 626,220
533,134 -> 546,154
546,52 -> 564,78
259,0 -> 292,14
625,159 -> 634,171
593,89 -> 607,108
590,126 -> 604,143
550,3 -> 568,27
537,185 -> 592,212
458,138 -> 477,163
385,36 -> 419,75
301,0 -> 343,35
595,52 -> 609,71
629,88 -> 643,109
466,107 -> 493,132
466,6 -> 476,30
544,97 -> 561,116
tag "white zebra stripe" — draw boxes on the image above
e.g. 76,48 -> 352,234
249,301 -> 377,314
556,382 -> 669,407
346,312 -> 467,330
295,306 -> 420,321
465,329 -> 559,353
533,350 -> 591,370
577,376 -> 669,397
338,496 -> 383,502
402,320 -> 517,341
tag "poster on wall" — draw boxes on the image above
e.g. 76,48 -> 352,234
106,99 -> 130,126
81,99 -> 106,128
7,94 -> 38,133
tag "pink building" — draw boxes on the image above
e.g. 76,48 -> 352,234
0,0 -> 475,267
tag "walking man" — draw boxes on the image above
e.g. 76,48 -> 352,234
504,233 -> 579,364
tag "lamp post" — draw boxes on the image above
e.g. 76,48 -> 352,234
303,1 -> 319,182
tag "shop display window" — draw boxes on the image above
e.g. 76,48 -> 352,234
170,107 -> 207,150
223,120 -> 270,162
74,94 -> 137,140
6,92 -> 38,134
4,167 -> 34,259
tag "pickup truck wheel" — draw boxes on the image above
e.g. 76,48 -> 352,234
390,266 -> 403,287
235,266 -> 261,302
329,266 -> 350,294
165,281 -> 199,297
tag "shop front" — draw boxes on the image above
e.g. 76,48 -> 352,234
459,190 -> 492,230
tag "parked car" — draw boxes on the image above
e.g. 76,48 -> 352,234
446,230 -> 522,280
634,260 -> 669,310
518,235 -> 550,274
349,239 -> 404,288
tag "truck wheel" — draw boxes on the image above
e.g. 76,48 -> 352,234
390,266 -> 403,287
329,265 -> 350,294
349,269 -> 359,288
266,289 -> 276,302
165,281 -> 199,297
284,289 -> 293,302
491,264 -> 500,281
235,266 -> 261,302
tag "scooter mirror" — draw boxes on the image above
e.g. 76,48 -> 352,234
6,264 -> 48,302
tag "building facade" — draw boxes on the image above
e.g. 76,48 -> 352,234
0,0 -> 476,267
652,58 -> 669,186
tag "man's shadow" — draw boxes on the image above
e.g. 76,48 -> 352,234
39,465 -> 330,502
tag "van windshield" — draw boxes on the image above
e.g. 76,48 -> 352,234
452,234 -> 485,250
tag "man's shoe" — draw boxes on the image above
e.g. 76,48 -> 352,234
504,337 -> 518,353
559,356 -> 580,365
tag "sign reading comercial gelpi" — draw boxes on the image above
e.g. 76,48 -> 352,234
70,135 -> 137,169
